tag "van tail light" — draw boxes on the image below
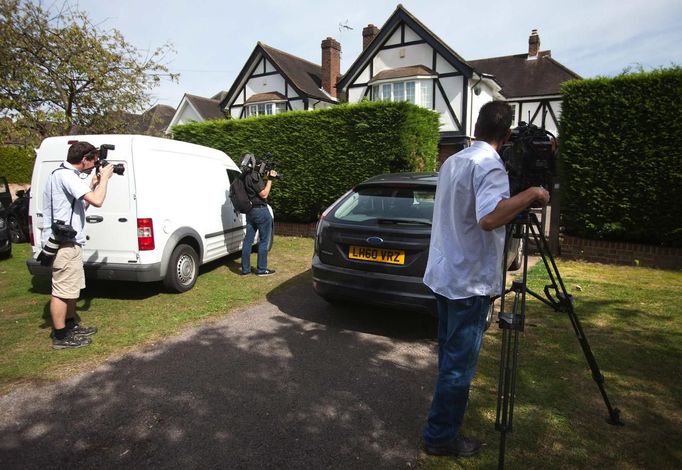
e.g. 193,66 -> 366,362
28,215 -> 35,246
137,218 -> 155,251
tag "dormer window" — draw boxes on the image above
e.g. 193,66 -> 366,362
244,92 -> 288,117
369,66 -> 436,109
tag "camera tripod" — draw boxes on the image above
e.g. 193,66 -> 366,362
493,210 -> 623,469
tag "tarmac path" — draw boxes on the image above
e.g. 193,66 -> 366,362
0,279 -> 440,469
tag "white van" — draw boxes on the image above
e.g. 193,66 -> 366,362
27,135 -> 269,292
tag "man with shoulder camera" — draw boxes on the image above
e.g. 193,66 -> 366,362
421,101 -> 550,457
240,155 -> 278,276
41,141 -> 114,349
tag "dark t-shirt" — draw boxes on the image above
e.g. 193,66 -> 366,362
244,171 -> 267,207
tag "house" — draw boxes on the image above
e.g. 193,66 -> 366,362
338,5 -> 580,159
165,91 -> 227,132
167,4 -> 579,161
219,41 -> 340,119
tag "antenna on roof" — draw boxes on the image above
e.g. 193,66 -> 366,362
338,20 -> 353,33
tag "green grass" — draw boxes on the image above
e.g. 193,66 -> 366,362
0,238 -> 315,393
420,260 -> 682,470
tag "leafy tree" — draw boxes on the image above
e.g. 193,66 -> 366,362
0,0 -> 178,143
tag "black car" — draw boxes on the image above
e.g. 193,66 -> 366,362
8,188 -> 30,243
311,172 -> 522,314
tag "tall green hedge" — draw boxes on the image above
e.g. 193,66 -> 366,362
0,146 -> 35,184
172,101 -> 440,222
559,67 -> 682,247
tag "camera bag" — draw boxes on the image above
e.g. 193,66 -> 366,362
229,173 -> 253,214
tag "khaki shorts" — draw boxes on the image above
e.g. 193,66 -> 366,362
52,244 -> 85,299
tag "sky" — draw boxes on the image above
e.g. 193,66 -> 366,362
73,0 -> 682,109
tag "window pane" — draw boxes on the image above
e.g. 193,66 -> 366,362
258,103 -> 265,115
394,82 -> 405,101
420,80 -> 433,108
331,186 -> 435,224
382,84 -> 392,101
372,85 -> 379,101
265,103 -> 273,115
276,102 -> 287,114
406,82 -> 415,103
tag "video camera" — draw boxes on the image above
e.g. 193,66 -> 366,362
94,144 -> 125,176
239,153 -> 282,180
500,122 -> 556,198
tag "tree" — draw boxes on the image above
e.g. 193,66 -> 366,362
0,0 -> 178,143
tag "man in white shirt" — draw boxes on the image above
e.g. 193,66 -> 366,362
41,141 -> 113,349
421,101 -> 550,457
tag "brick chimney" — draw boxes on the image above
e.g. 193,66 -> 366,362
321,37 -> 341,98
528,29 -> 540,59
363,24 -> 380,50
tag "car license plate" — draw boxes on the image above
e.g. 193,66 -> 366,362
348,245 -> 405,265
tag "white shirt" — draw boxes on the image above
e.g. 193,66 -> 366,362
423,141 -> 509,299
42,162 -> 91,246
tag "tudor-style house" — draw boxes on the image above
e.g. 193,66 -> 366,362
166,4 -> 580,162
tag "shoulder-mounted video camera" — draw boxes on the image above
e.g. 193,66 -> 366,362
93,144 -> 125,176
500,122 -> 556,197
239,153 -> 282,180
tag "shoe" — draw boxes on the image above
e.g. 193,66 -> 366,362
240,271 -> 251,276
53,333 -> 92,350
422,435 -> 482,457
256,269 -> 276,276
69,323 -> 98,337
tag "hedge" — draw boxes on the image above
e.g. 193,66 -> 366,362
171,101 -> 440,222
559,67 -> 682,247
0,146 -> 35,184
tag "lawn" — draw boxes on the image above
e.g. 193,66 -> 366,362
420,259 -> 682,469
1,241 -> 681,469
0,238 -> 315,394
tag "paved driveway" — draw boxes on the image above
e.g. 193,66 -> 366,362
0,277 -> 440,469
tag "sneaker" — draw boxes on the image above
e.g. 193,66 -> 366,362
53,333 -> 92,350
256,269 -> 276,277
69,323 -> 98,337
240,270 -> 251,276
422,435 -> 482,457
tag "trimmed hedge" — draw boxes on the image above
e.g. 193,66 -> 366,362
559,67 -> 682,247
172,101 -> 440,222
0,146 -> 35,184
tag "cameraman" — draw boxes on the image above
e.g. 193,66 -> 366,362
42,141 -> 114,349
421,101 -> 549,457
241,158 -> 278,276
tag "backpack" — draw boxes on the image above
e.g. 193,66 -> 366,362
229,173 -> 253,214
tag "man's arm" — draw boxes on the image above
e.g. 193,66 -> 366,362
83,165 -> 113,208
479,186 -> 550,231
257,170 -> 277,199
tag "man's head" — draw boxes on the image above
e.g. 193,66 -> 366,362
67,141 -> 99,171
474,101 -> 513,146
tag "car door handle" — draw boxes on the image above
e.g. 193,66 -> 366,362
86,215 -> 104,223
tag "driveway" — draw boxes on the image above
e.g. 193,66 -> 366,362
0,277 -> 440,469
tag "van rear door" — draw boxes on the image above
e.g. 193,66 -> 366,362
82,156 -> 138,264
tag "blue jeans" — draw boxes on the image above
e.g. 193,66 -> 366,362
423,294 -> 490,446
241,206 -> 273,274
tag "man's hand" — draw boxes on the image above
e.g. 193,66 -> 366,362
268,170 -> 278,179
99,163 -> 115,182
534,186 -> 550,206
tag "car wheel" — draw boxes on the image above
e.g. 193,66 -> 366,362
163,244 -> 198,293
8,215 -> 24,243
509,238 -> 525,271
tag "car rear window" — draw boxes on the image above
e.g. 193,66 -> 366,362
331,185 -> 435,224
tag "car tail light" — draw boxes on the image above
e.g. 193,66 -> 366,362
28,215 -> 35,246
137,218 -> 155,251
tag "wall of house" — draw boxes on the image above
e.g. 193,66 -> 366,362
511,97 -> 562,136
176,102 -> 202,125
468,86 -> 495,135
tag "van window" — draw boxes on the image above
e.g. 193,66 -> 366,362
226,169 -> 240,184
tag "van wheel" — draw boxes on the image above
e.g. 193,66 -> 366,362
164,244 -> 198,293
8,216 -> 25,243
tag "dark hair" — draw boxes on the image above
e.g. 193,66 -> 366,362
475,101 -> 513,143
66,141 -> 97,164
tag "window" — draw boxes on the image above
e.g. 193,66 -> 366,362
245,101 -> 288,117
372,79 -> 433,109
510,103 -> 517,127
